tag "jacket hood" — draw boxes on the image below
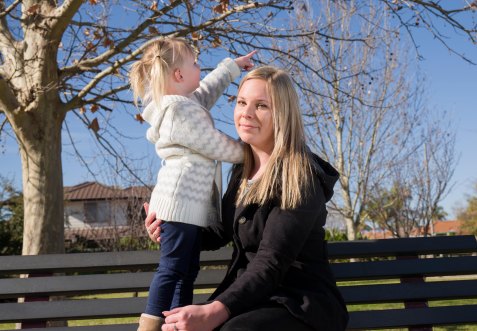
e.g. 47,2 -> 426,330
311,153 -> 339,202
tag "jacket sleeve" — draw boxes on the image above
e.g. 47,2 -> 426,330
201,171 -> 239,250
168,103 -> 244,163
214,182 -> 327,316
190,58 -> 241,110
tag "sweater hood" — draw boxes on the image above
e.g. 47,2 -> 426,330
311,153 -> 339,202
141,95 -> 191,142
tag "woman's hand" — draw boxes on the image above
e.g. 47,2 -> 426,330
144,202 -> 162,243
235,50 -> 258,71
162,301 -> 230,331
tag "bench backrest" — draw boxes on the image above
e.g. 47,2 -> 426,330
0,235 -> 476,330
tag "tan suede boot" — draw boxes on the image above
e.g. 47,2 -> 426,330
137,313 -> 164,331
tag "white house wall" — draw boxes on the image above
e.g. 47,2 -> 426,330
64,200 -> 129,228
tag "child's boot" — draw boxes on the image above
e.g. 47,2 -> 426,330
137,313 -> 163,331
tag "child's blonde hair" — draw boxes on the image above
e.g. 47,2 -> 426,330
129,37 -> 196,106
235,66 -> 315,209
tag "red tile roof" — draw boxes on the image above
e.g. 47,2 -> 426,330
64,182 -> 151,201
432,220 -> 464,234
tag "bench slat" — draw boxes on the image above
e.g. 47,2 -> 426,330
340,279 -> 477,304
2,235 -> 475,275
0,294 -> 212,323
2,326 -> 137,331
0,249 -> 233,275
347,304 -> 477,329
332,255 -> 477,280
328,235 -> 477,259
0,269 -> 226,299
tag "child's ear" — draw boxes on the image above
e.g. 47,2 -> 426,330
174,69 -> 183,82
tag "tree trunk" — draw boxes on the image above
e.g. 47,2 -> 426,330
16,105 -> 66,255
344,216 -> 358,240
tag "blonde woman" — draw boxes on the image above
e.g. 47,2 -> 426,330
129,37 -> 256,331
145,66 -> 349,331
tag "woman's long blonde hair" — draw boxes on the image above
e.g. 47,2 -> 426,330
236,66 -> 315,209
129,37 -> 196,106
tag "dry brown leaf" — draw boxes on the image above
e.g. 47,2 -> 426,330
191,32 -> 203,40
149,26 -> 159,34
88,118 -> 100,133
135,114 -> 145,124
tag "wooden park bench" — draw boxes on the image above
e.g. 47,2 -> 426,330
0,235 -> 476,330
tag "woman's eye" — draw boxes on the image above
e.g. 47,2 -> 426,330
237,100 -> 246,106
257,103 -> 268,110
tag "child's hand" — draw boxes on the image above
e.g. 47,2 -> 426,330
235,50 -> 258,71
144,202 -> 162,243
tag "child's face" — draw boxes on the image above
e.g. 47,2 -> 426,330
179,53 -> 201,94
234,78 -> 274,154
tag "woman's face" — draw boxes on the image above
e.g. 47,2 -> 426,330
234,78 -> 274,154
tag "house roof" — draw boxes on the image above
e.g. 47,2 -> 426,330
361,219 -> 466,239
432,220 -> 463,234
64,182 -> 151,201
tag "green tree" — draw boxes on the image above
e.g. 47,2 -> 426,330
0,177 -> 23,255
365,183 -> 415,238
458,184 -> 477,235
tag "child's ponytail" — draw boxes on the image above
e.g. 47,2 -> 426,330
129,37 -> 197,107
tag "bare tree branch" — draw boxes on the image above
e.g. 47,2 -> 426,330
63,1 -> 280,111
0,0 -> 21,19
0,2 -> 16,49
71,109 -> 151,187
59,0 -> 184,78
51,0 -> 84,41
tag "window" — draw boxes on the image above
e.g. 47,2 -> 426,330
84,201 -> 110,224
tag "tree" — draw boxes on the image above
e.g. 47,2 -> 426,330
0,0 -> 301,255
0,176 -> 23,255
1,0 -> 475,255
283,0 -> 459,239
365,183 -> 414,238
458,183 -> 477,235
287,0 -> 427,239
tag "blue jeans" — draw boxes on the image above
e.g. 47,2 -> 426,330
145,222 -> 202,317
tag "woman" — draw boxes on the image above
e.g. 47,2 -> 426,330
145,66 -> 348,331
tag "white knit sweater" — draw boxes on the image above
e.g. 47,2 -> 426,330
142,58 -> 244,227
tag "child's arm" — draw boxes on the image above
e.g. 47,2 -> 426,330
168,102 -> 243,163
191,51 -> 256,110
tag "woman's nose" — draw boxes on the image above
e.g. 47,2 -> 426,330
241,105 -> 254,118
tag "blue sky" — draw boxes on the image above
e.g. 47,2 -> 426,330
1,15 -> 476,220
413,32 -> 477,218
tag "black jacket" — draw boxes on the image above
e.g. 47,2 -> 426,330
203,154 -> 348,331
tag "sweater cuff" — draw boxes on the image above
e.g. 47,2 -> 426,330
220,58 -> 241,81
